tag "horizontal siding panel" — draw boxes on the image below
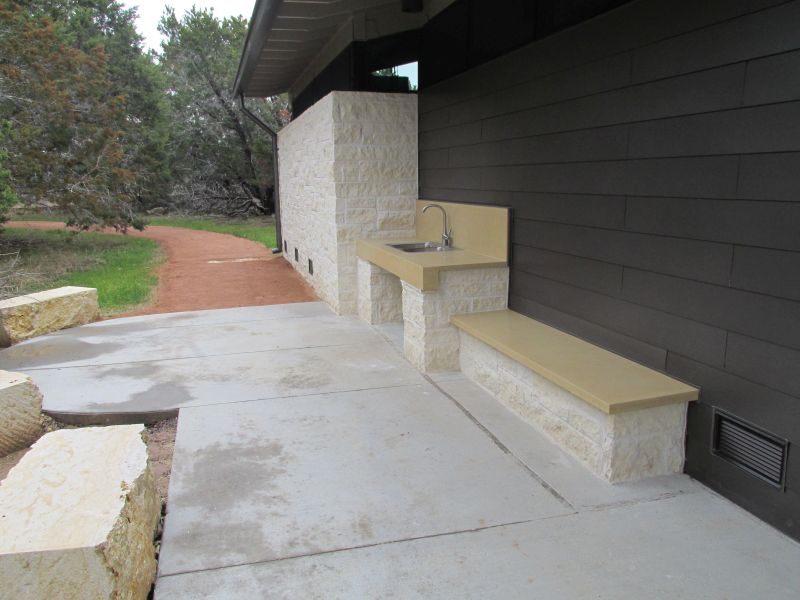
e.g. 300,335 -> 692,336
622,269 -> 800,350
509,294 -> 668,370
513,246 -> 623,295
738,152 -> 800,201
744,48 -> 800,105
419,149 -> 449,170
512,192 -> 626,228
626,197 -> 800,252
628,102 -> 800,158
419,187 -> 513,206
418,122 -> 481,151
510,272 -> 728,366
479,156 -> 739,198
481,64 -> 744,142
449,126 -> 628,168
668,353 -> 800,443
419,167 -> 482,190
514,220 -> 733,284
732,246 -> 800,301
632,1 -> 800,82
725,333 -> 800,398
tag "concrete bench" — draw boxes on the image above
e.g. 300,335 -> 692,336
452,309 -> 699,483
0,286 -> 99,346
0,425 -> 160,599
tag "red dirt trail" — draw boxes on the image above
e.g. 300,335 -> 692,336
8,221 -> 317,316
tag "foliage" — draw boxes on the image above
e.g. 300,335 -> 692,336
0,121 -> 16,223
0,227 -> 162,311
148,215 -> 277,249
0,1 -> 145,230
158,7 -> 289,216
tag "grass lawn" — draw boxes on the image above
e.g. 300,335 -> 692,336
147,216 -> 277,249
0,228 -> 163,314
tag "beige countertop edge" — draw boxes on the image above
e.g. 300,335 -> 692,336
356,239 -> 507,291
451,314 -> 700,415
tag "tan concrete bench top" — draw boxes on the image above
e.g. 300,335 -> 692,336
451,309 -> 699,414
356,238 -> 506,291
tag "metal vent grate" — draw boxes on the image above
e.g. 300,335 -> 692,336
712,409 -> 789,490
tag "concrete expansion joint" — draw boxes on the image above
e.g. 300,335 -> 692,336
158,515 -> 579,581
18,342 -> 358,372
422,372 -> 576,513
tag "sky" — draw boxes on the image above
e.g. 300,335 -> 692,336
121,1 -> 256,51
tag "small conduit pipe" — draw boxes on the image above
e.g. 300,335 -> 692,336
238,92 -> 283,254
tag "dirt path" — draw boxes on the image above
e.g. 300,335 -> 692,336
8,221 -> 317,316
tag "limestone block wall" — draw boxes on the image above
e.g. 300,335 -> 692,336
402,267 -> 509,372
279,92 -> 417,314
459,332 -> 689,483
0,371 -> 43,456
357,258 -> 403,325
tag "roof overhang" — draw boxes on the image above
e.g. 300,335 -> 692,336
234,0 -> 455,99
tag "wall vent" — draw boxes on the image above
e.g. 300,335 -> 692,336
284,240 -> 288,253
712,409 -> 789,490
308,258 -> 313,275
294,247 -> 299,262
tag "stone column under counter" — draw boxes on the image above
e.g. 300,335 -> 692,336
402,267 -> 509,373
357,258 -> 403,325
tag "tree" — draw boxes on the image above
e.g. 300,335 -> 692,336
0,0 -> 140,229
158,7 -> 289,215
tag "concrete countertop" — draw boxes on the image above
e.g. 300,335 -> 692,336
356,238 -> 507,291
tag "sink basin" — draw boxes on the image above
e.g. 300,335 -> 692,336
390,242 -> 457,253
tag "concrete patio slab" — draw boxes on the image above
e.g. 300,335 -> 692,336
31,341 -> 423,416
155,490 -> 800,599
1,309 -> 375,371
158,383 -> 573,575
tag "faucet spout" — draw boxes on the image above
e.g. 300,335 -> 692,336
422,204 -> 452,247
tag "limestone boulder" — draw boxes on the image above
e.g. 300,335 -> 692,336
0,286 -> 99,346
0,425 -> 160,599
0,370 -> 43,457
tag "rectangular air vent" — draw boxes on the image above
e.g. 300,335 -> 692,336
712,409 -> 788,490
308,258 -> 313,275
294,247 -> 299,262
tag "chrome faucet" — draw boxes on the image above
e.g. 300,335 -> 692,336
422,204 -> 452,247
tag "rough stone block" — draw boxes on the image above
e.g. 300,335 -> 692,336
0,425 -> 160,599
0,286 -> 99,346
0,371 -> 43,457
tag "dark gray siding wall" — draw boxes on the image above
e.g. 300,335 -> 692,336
418,0 -> 800,538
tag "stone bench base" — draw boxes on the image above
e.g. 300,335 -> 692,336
0,286 -> 99,346
459,332 -> 689,483
0,371 -> 44,456
0,425 -> 160,599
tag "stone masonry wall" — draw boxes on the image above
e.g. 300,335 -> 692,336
279,92 -> 417,314
403,267 -> 509,372
357,258 -> 403,325
459,331 -> 688,483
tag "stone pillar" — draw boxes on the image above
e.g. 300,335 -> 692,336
357,258 -> 403,325
402,267 -> 509,373
278,92 -> 417,315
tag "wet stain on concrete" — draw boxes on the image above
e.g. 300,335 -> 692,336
87,381 -> 194,412
0,338 -> 123,368
278,361 -> 332,390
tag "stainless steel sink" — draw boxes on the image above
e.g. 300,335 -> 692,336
390,242 -> 458,253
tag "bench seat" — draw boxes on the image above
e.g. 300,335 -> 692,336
451,309 -> 699,483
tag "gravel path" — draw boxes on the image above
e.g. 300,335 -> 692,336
7,221 -> 317,316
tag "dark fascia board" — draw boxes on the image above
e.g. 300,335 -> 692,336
233,0 -> 284,97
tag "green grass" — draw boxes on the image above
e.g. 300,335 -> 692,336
0,228 -> 163,314
148,216 -> 277,249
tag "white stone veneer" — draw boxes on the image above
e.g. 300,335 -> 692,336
278,92 -> 417,314
357,258 -> 403,324
402,267 -> 509,373
459,332 -> 688,483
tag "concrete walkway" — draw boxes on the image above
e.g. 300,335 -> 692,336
2,302 -> 799,598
